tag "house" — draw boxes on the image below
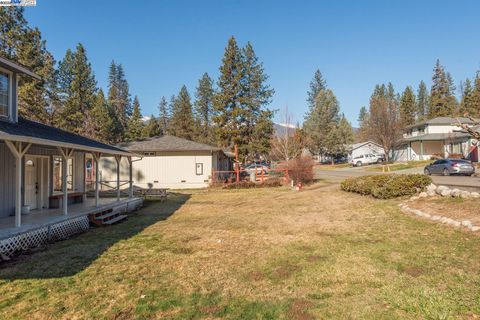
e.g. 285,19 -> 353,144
0,56 -> 142,257
99,135 -> 233,189
348,141 -> 385,162
393,117 -> 479,162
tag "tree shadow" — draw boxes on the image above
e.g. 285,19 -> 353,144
0,192 -> 191,280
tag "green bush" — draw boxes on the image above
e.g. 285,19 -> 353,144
340,174 -> 432,199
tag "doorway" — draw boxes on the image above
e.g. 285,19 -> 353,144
24,156 -> 50,210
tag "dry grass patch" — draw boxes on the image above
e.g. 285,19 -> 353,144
0,186 -> 480,319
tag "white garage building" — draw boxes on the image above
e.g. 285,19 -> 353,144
99,135 -> 233,189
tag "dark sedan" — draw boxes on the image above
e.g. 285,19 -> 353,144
424,159 -> 475,176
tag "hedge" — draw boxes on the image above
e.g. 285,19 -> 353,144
340,174 -> 432,199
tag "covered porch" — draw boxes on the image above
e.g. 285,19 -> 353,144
401,132 -> 472,161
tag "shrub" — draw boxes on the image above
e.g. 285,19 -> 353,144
340,174 -> 432,199
221,178 -> 284,189
262,177 -> 284,187
278,156 -> 314,184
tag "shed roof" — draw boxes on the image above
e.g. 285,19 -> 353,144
0,117 -> 131,156
117,135 -> 222,152
350,140 -> 384,151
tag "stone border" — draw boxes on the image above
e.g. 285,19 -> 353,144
409,183 -> 480,200
398,201 -> 480,233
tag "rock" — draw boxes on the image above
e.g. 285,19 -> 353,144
431,215 -> 441,221
419,192 -> 428,198
413,209 -> 424,216
470,226 -> 480,232
450,220 -> 461,227
436,185 -> 448,195
462,220 -> 473,228
427,190 -> 436,197
410,196 -> 419,201
450,189 -> 461,197
440,217 -> 449,223
426,183 -> 437,192
440,189 -> 452,197
460,191 -> 471,199
423,213 -> 431,218
470,192 -> 480,198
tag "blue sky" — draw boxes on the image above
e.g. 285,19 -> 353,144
25,0 -> 480,126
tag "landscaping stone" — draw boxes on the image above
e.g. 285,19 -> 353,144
431,215 -> 441,221
460,191 -> 471,199
440,189 -> 451,197
426,183 -> 437,192
462,220 -> 473,228
471,226 -> 480,232
419,192 -> 428,198
427,190 -> 436,197
471,192 -> 480,198
436,185 -> 448,195
450,189 -> 461,197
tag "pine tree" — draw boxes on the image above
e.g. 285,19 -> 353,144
107,61 -> 131,141
212,36 -> 244,150
241,42 -> 275,159
307,69 -> 327,111
472,72 -> 480,118
158,96 -> 169,134
84,89 -> 115,143
194,72 -> 214,144
459,78 -> 475,116
417,80 -> 429,120
168,85 -> 195,140
0,8 -> 58,124
429,60 -> 457,118
399,86 -> 417,126
142,115 -> 162,138
57,43 -> 97,134
356,106 -> 370,141
324,114 -> 354,163
303,89 -> 340,158
126,96 -> 144,141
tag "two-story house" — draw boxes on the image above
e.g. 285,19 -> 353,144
393,117 -> 479,162
0,56 -> 142,258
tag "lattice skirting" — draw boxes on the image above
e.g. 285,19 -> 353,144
0,215 -> 89,258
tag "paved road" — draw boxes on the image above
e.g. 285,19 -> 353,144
315,166 -> 480,191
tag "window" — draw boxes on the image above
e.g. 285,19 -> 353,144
53,157 -> 74,192
0,70 -> 10,118
143,152 -> 155,156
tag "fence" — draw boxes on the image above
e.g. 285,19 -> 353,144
211,168 -> 290,187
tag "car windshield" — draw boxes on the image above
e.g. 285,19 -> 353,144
450,159 -> 469,163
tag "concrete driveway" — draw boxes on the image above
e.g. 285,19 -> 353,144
315,166 -> 480,191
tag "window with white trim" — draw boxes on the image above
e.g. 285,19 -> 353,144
0,70 -> 10,118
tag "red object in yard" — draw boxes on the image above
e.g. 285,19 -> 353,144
469,145 -> 478,162
295,182 -> 303,191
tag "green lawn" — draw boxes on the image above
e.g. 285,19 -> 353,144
1,185 -> 479,319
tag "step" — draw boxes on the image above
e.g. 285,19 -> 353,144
102,215 -> 127,225
94,211 -> 119,221
93,208 -> 113,218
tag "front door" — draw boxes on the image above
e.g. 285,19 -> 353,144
24,157 -> 38,210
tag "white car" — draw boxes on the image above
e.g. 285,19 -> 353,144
351,154 -> 384,167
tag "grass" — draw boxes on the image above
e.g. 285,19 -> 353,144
366,160 -> 432,172
1,185 -> 480,319
315,163 -> 352,170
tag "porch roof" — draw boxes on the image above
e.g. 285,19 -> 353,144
399,132 -> 470,143
0,117 -> 132,156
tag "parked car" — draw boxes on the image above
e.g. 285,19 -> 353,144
351,154 -> 384,167
424,159 -> 475,176
244,162 -> 269,174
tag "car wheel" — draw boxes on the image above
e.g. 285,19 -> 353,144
424,168 -> 431,176
443,168 -> 450,176
356,161 -> 362,167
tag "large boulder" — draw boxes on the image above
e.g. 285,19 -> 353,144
436,185 -> 448,195
450,189 -> 461,197
440,189 -> 452,197
460,191 -> 471,199
471,192 -> 480,198
426,183 -> 437,192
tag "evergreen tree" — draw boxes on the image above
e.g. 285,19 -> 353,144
459,78 -> 476,116
307,69 -> 327,111
429,60 -> 457,118
194,72 -> 214,143
57,43 -> 97,134
324,114 -> 354,163
107,61 -> 131,141
213,36 -> 244,150
126,96 -> 144,141
356,106 -> 370,141
241,42 -> 275,159
399,86 -> 416,126
303,89 -> 340,158
142,115 -> 162,138
472,72 -> 480,118
417,80 -> 429,120
168,85 -> 195,140
0,7 -> 58,124
158,96 -> 169,134
84,89 -> 115,143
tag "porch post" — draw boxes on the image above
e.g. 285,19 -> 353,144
420,141 -> 424,161
127,156 -> 133,199
5,141 -> 32,227
92,152 -> 101,207
115,155 -> 122,202
57,147 -> 74,215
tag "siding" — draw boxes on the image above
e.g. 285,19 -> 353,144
0,142 -> 15,218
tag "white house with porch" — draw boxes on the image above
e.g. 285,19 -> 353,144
393,117 -> 479,162
0,56 -> 142,258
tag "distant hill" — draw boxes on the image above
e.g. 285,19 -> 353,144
273,123 -> 297,137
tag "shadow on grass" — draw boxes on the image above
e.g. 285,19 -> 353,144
0,192 -> 190,280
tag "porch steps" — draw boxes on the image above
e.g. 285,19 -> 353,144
88,208 -> 127,226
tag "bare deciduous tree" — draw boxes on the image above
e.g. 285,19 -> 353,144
270,106 -> 306,162
455,116 -> 480,140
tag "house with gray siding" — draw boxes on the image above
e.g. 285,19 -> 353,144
0,56 -> 142,257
